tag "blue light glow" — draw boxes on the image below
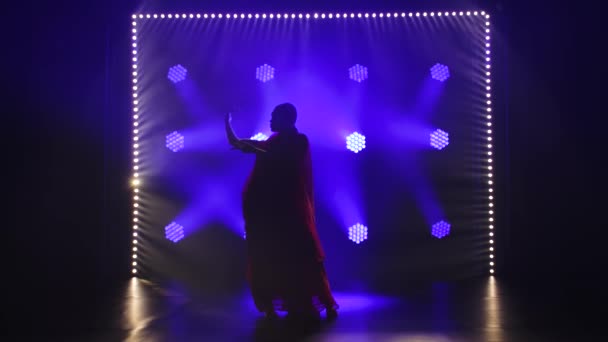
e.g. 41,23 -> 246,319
250,132 -> 268,141
430,63 -> 450,82
430,129 -> 449,150
431,220 -> 451,239
256,64 -> 275,83
167,64 -> 188,83
166,131 -> 185,152
348,223 -> 368,244
349,64 -> 368,83
165,221 -> 185,242
346,132 -> 366,153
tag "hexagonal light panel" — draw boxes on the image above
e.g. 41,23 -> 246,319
430,63 -> 450,82
250,132 -> 269,141
346,132 -> 366,153
256,64 -> 275,83
430,129 -> 449,150
349,64 -> 368,83
166,131 -> 185,152
348,223 -> 368,244
167,64 -> 188,83
165,221 -> 185,243
431,220 -> 451,239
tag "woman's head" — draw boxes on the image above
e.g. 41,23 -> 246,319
270,103 -> 297,132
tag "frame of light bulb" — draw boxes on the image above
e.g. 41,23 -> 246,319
129,10 -> 495,276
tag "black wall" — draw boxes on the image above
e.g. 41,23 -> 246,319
6,0 -> 604,325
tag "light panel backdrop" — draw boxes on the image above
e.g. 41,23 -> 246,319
130,11 -> 495,293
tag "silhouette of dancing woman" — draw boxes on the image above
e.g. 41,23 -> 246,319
225,103 -> 338,320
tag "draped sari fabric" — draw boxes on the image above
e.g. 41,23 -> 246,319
242,128 -> 338,313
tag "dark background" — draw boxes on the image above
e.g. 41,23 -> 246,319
5,0 -> 604,328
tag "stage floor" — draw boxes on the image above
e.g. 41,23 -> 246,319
24,276 -> 606,341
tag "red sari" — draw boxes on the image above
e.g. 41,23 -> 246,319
242,128 -> 338,314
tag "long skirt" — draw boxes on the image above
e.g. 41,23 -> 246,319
245,222 -> 338,313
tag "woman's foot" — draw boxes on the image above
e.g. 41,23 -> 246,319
286,308 -> 320,321
326,307 -> 338,320
264,310 -> 278,319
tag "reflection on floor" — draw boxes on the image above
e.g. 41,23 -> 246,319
29,277 -> 608,341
